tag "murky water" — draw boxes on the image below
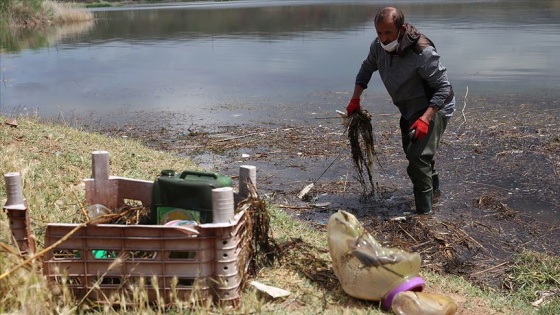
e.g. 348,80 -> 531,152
2,1 -> 559,121
1,0 -> 559,222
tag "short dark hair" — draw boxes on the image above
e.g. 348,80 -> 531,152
374,7 -> 405,29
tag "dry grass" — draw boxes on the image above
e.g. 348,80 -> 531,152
1,115 -> 196,235
43,1 -> 93,24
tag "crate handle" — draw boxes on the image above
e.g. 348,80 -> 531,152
179,171 -> 219,179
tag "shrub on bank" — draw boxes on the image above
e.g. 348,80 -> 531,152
0,0 -> 45,26
0,0 -> 92,27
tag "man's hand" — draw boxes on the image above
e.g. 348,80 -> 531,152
346,98 -> 361,116
410,117 -> 430,141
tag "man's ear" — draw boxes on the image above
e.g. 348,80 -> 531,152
400,24 -> 406,33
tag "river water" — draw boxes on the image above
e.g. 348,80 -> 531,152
1,0 -> 559,222
2,0 -> 559,122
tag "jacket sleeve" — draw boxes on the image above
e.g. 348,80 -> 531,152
355,41 -> 379,89
417,47 -> 454,109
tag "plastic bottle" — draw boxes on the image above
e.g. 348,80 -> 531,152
86,204 -> 112,258
327,210 -> 426,310
86,204 -> 111,220
392,291 -> 457,315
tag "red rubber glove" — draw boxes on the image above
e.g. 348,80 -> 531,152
410,118 -> 430,141
346,98 -> 361,116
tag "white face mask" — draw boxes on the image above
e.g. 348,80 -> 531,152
380,31 -> 400,52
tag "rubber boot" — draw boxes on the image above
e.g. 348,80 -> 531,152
432,174 -> 439,192
414,190 -> 433,215
431,160 -> 441,197
432,173 -> 441,203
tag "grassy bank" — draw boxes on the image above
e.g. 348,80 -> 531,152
0,115 -> 558,314
0,0 -> 93,27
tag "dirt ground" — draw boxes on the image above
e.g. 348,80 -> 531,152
94,96 -> 560,305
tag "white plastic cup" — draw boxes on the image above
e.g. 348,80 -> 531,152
212,187 -> 235,223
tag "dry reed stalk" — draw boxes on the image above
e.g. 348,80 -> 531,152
0,223 -> 86,281
0,209 -> 134,281
454,86 -> 469,133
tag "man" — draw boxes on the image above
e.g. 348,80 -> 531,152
346,7 -> 455,215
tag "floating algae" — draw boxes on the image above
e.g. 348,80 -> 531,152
347,110 -> 376,197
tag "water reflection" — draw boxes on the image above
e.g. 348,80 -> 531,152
0,20 -> 94,53
86,3 -> 374,43
68,1 -> 560,43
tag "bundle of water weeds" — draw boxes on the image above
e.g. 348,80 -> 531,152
109,205 -> 152,225
237,181 -> 280,275
347,110 -> 376,197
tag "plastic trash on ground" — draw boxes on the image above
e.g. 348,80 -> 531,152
392,291 -> 458,315
327,210 -> 425,310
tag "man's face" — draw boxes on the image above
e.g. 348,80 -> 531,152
375,20 -> 400,45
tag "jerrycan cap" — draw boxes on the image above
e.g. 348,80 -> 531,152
382,276 -> 426,311
160,169 -> 176,177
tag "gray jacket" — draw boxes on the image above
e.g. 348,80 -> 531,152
356,23 -> 455,121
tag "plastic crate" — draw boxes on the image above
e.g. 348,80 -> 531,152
3,206 -> 35,255
39,151 -> 255,306
42,211 -> 249,305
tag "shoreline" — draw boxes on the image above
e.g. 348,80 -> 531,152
89,106 -> 560,291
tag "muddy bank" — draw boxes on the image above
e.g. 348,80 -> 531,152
92,96 -> 560,290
